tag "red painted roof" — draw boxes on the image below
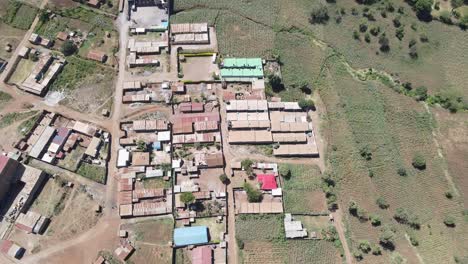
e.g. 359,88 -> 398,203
192,246 -> 212,264
0,155 -> 9,173
257,174 -> 277,190
0,240 -> 13,254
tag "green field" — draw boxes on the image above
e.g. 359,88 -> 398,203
0,110 -> 38,129
2,1 -> 37,30
76,162 -> 106,184
280,164 -> 327,214
0,91 -> 12,111
236,214 -> 341,264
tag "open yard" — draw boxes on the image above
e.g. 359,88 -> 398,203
280,164 -> 327,214
49,55 -> 115,114
76,162 -> 106,184
179,55 -> 217,81
122,217 -> 174,264
7,57 -> 36,85
235,214 -> 341,264
78,29 -> 119,66
57,145 -> 86,171
0,21 -> 26,60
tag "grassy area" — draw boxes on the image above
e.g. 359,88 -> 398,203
280,164 -> 327,214
76,162 -> 106,184
50,56 -> 102,91
34,15 -> 70,39
77,29 -> 118,65
0,110 -> 38,129
31,177 -> 69,217
236,214 -> 341,264
8,58 -> 36,85
141,177 -> 171,189
2,1 -> 38,30
16,112 -> 40,136
56,6 -> 114,31
0,91 -> 12,110
57,145 -> 86,171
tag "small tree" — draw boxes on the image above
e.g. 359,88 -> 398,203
371,243 -> 382,255
268,74 -> 284,92
359,145 -> 372,160
298,98 -> 316,110
443,215 -> 456,227
376,197 -> 389,209
412,153 -> 426,170
219,174 -> 229,184
180,192 -> 195,205
279,166 -> 292,180
30,52 -> 39,62
244,182 -> 262,202
414,0 -> 434,20
370,214 -> 382,226
358,240 -> 371,253
136,139 -> 146,151
241,159 -> 254,177
61,40 -> 77,56
353,250 -> 363,261
309,5 -> 329,24
394,207 -> 409,224
379,34 -> 390,52
379,229 -> 395,249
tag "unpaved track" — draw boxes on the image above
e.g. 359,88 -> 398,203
333,209 -> 353,264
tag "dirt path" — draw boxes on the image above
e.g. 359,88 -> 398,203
333,209 -> 353,264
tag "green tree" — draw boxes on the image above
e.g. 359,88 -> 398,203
180,192 -> 195,204
358,240 -> 371,253
244,182 -> 262,202
379,229 -> 395,249
460,15 -> 468,30
298,98 -> 315,110
268,74 -> 284,92
370,214 -> 382,226
413,86 -> 428,101
61,40 -> 77,56
397,167 -> 407,176
353,250 -> 363,261
444,215 -> 456,227
414,0 -> 434,19
309,5 -> 329,24
376,197 -> 389,209
136,139 -> 146,151
219,174 -> 229,184
379,34 -> 390,52
371,243 -> 382,255
279,166 -> 292,180
241,159 -> 254,177
412,153 -> 426,170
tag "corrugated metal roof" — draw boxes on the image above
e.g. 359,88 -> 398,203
174,226 -> 209,246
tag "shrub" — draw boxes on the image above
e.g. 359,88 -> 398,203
460,15 -> 468,30
268,74 -> 284,92
136,139 -> 146,151
409,46 -> 418,59
445,191 -> 453,199
353,30 -> 360,40
219,174 -> 229,184
409,234 -> 419,246
359,145 -> 372,160
309,5 -> 329,24
452,0 -> 465,8
322,225 -> 339,241
412,153 -> 426,170
409,39 -> 417,48
397,167 -> 407,176
358,240 -> 371,253
359,23 -> 368,32
443,215 -> 456,227
376,197 -> 389,209
370,26 -> 380,36
379,229 -> 395,249
244,182 -> 262,202
371,243 -> 382,255
395,28 -> 405,40
298,98 -> 315,110
379,34 -> 390,52
365,33 -> 371,43
61,40 -> 77,56
420,33 -> 429,42
394,207 -> 409,223
370,214 -> 382,226
353,250 -> 363,261
241,159 -> 254,176
180,192 -> 195,204
279,166 -> 292,180
393,17 -> 402,27
414,86 -> 428,101
439,11 -> 452,24
414,0 -> 434,20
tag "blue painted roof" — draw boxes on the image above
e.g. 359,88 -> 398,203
174,226 -> 209,246
153,141 -> 162,150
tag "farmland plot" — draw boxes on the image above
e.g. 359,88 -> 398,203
236,214 -> 341,264
280,164 -> 327,214
320,56 -> 468,263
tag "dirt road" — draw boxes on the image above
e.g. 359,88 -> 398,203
333,210 -> 353,264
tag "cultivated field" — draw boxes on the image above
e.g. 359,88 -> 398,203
235,214 -> 341,264
2,0 -> 38,30
280,164 -> 327,214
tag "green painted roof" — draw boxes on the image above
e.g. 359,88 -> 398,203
221,58 -> 263,78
